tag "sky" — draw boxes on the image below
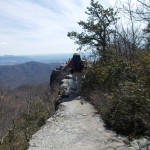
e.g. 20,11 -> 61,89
0,0 -> 116,56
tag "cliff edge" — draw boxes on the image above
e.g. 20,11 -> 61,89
28,69 -> 128,150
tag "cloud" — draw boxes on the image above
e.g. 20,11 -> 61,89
0,0 -> 110,55
0,42 -> 8,45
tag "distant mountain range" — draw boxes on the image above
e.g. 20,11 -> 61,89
0,61 -> 60,88
0,54 -> 72,65
0,55 -> 31,65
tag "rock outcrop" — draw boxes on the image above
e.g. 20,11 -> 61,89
28,67 -> 129,150
129,138 -> 150,150
28,64 -> 150,150
49,64 -> 65,88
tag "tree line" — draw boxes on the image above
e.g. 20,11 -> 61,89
68,0 -> 149,60
68,0 -> 150,138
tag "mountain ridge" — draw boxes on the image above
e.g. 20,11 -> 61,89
0,61 -> 60,88
0,54 -> 72,65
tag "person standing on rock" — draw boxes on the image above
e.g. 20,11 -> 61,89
66,53 -> 84,93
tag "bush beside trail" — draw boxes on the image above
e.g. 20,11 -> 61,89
82,51 -> 150,138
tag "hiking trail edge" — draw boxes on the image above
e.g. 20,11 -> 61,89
28,74 -> 128,150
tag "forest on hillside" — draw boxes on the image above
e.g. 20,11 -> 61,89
0,61 -> 59,88
0,62 -> 60,149
0,84 -> 60,149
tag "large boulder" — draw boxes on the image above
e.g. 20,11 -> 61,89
49,64 -> 66,89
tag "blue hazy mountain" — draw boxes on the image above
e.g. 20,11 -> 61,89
0,61 -> 60,88
0,53 -> 74,88
0,55 -> 31,65
0,54 -> 72,65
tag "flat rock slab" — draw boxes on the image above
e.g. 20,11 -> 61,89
28,97 -> 128,150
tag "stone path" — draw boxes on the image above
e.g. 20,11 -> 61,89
28,74 -> 129,150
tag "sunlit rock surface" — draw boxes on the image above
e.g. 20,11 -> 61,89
28,71 -> 128,150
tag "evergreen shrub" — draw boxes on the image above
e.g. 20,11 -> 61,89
82,51 -> 150,137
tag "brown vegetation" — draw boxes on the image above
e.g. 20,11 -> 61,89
0,84 -> 59,150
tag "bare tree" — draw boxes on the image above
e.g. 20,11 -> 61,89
112,0 -> 147,61
136,0 -> 150,21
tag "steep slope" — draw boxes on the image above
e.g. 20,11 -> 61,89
0,61 -> 59,88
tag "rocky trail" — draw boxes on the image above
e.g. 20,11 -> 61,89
28,74 -> 130,150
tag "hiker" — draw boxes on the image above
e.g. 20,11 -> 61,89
66,53 -> 84,93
